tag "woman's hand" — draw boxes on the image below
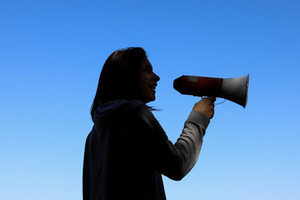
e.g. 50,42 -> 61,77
193,96 -> 216,119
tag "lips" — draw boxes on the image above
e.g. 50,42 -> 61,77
150,84 -> 157,92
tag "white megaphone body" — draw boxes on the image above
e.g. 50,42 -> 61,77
173,74 -> 249,108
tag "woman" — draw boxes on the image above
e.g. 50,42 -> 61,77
83,47 -> 215,200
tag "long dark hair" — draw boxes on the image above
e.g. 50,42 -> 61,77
91,47 -> 148,118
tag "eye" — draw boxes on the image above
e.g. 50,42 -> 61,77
145,65 -> 153,73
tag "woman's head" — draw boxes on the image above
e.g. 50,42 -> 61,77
91,47 -> 160,115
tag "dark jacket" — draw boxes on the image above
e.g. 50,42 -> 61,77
83,100 -> 209,200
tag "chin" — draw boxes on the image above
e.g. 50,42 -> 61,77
143,96 -> 155,103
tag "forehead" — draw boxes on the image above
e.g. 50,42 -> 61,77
141,58 -> 152,68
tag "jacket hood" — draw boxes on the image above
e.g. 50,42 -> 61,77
92,99 -> 145,124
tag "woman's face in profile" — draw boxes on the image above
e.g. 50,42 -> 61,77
139,58 -> 160,103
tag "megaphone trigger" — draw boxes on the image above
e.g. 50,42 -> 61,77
201,96 -> 226,105
215,98 -> 226,105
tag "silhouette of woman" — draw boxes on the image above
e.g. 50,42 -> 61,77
83,47 -> 215,200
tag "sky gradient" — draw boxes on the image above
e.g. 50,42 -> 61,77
1,1 -> 300,200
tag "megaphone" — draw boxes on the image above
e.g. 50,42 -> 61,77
173,74 -> 249,108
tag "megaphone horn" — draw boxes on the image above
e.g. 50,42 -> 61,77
173,74 -> 249,108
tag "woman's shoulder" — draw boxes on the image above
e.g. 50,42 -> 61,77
127,100 -> 153,119
128,102 -> 163,131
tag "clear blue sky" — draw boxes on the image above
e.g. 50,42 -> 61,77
1,1 -> 299,199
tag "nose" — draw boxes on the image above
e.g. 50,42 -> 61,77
153,72 -> 160,82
